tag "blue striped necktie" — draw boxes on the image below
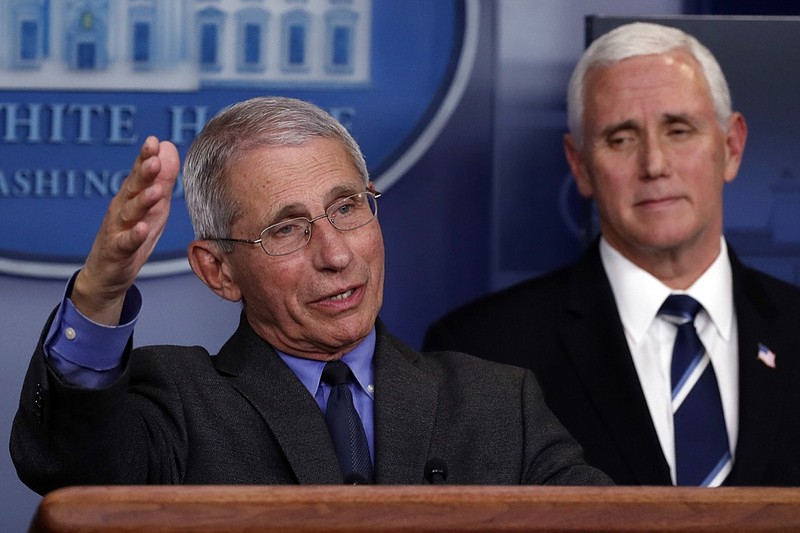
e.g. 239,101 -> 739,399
660,294 -> 732,486
321,360 -> 373,484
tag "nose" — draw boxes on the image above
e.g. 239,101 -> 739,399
309,217 -> 354,271
641,133 -> 669,179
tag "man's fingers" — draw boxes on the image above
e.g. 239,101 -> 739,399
119,136 -> 166,200
115,221 -> 150,256
111,138 -> 179,233
115,182 -> 165,234
157,140 -> 181,182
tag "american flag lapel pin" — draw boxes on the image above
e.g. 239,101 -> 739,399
757,343 -> 777,369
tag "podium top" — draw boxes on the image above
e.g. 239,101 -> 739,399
31,485 -> 800,532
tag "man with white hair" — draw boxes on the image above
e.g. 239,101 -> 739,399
426,22 -> 800,486
11,96 -> 611,494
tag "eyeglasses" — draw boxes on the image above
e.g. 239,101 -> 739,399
215,190 -> 381,256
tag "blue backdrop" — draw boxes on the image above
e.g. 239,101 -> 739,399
3,1 -> 800,529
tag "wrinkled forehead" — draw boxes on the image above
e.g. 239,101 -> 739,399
229,139 -> 367,219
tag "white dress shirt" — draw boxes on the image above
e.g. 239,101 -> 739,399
599,237 -> 739,485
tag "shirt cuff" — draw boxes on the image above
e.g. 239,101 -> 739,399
45,271 -> 141,373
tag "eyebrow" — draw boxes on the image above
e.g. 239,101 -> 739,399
265,182 -> 365,224
600,113 -> 695,139
267,203 -> 307,225
663,113 -> 694,125
601,119 -> 639,139
326,183 -> 364,201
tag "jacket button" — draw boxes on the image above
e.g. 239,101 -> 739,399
34,383 -> 43,423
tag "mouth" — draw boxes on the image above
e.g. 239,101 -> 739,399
635,195 -> 682,208
311,283 -> 369,315
328,289 -> 355,301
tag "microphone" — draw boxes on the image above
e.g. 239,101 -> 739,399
424,458 -> 448,484
343,472 -> 370,485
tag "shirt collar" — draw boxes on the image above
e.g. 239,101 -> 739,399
277,328 -> 376,399
600,237 -> 733,343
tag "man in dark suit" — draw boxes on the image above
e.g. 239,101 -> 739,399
11,97 -> 610,495
425,22 -> 800,486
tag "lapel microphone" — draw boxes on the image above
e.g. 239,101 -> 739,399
344,473 -> 370,484
424,458 -> 449,484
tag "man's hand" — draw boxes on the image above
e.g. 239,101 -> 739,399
71,137 -> 181,325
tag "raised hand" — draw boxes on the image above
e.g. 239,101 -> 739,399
71,136 -> 181,325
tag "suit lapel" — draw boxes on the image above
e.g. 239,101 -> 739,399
560,244 -> 671,484
371,322 -> 438,484
214,314 -> 341,484
726,254 -> 784,485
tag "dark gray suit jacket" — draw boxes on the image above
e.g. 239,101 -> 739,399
11,314 -> 610,495
424,241 -> 800,486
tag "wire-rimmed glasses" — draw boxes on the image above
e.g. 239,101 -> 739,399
215,190 -> 381,256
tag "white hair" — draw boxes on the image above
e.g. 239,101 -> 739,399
566,22 -> 733,148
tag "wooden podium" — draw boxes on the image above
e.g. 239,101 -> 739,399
30,485 -> 800,532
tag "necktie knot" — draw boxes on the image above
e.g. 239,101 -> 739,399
322,360 -> 352,386
660,294 -> 702,324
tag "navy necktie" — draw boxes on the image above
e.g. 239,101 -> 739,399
660,294 -> 732,486
321,360 -> 373,484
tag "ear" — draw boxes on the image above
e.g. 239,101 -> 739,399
187,240 -> 242,303
563,133 -> 594,198
722,112 -> 747,184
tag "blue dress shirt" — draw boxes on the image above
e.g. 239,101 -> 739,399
277,330 -> 376,463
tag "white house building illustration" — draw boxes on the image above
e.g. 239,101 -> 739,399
0,0 -> 371,91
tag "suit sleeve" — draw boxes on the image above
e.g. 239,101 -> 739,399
518,369 -> 613,485
10,314 -> 187,495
